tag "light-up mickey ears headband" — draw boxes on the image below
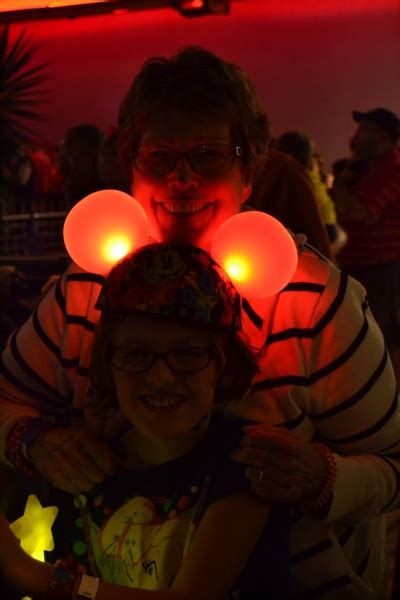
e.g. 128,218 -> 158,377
210,211 -> 298,299
63,190 -> 149,276
63,190 -> 298,299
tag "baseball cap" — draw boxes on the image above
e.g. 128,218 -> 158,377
352,108 -> 400,142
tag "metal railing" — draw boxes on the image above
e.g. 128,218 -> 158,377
0,210 -> 67,256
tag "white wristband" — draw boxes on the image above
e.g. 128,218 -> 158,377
77,573 -> 100,599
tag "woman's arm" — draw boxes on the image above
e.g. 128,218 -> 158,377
231,257 -> 400,522
0,263 -> 119,495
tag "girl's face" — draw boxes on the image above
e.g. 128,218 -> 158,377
110,315 -> 224,440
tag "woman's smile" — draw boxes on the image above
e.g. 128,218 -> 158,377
156,199 -> 213,216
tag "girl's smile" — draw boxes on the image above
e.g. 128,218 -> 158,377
111,315 -> 225,444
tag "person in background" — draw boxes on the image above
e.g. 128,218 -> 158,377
276,130 -> 347,256
332,108 -> 400,387
58,124 -> 104,209
248,142 -> 332,258
98,130 -> 131,194
0,266 -> 35,351
0,47 -> 398,599
330,157 -> 352,183
332,110 -> 400,600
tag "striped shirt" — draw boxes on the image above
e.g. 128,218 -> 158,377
0,245 -> 398,599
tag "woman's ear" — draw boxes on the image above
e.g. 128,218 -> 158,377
241,180 -> 253,204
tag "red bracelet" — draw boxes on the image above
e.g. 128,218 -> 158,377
5,417 -> 39,476
5,417 -> 58,476
312,443 -> 337,513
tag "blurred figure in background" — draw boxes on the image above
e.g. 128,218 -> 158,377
332,108 -> 400,387
0,267 -> 35,350
98,130 -> 131,193
0,143 -> 34,214
248,140 -> 332,258
58,124 -> 104,209
330,157 -> 352,183
276,130 -> 347,257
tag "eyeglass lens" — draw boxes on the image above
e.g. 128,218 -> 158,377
134,144 -> 240,176
111,347 -> 215,373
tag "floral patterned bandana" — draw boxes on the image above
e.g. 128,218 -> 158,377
95,242 -> 242,332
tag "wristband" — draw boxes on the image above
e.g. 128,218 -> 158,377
76,573 -> 100,599
312,443 -> 337,514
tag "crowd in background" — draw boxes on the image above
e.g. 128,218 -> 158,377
0,117 -> 384,257
0,125 -> 130,217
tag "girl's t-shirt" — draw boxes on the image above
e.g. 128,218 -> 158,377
45,412 -> 290,598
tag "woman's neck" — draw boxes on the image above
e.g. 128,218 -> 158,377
121,417 -> 210,469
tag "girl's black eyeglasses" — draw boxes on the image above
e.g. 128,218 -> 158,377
109,346 -> 217,374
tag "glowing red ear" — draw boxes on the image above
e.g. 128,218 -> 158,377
63,190 -> 149,275
211,211 -> 298,298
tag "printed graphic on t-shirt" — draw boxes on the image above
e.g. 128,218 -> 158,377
74,488 -> 200,590
94,495 -> 193,589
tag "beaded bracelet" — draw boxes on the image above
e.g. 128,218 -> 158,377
312,443 -> 337,514
42,557 -> 81,600
5,417 -> 45,476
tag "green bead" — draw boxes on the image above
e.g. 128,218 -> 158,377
163,501 -> 173,513
73,540 -> 87,556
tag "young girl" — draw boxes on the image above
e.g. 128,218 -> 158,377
1,242 -> 290,599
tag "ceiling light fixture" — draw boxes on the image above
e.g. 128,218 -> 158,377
172,0 -> 230,17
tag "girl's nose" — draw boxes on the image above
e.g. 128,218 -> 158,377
143,355 -> 177,384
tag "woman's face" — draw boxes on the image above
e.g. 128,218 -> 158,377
110,315 -> 224,440
130,115 -> 252,251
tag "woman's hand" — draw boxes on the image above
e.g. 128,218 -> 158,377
28,427 -> 119,494
230,424 -> 328,504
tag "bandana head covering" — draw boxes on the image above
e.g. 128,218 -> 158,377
95,242 -> 241,332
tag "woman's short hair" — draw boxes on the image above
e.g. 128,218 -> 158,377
118,46 -> 270,182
